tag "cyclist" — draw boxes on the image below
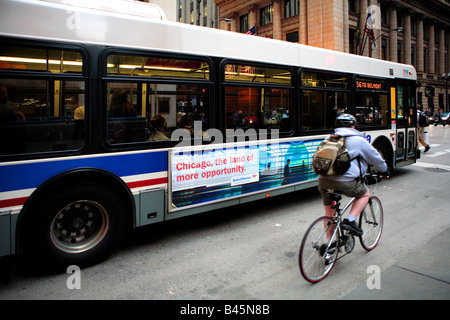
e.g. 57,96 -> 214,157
318,114 -> 390,235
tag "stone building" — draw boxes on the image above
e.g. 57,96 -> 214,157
177,0 -> 221,28
210,0 -> 450,112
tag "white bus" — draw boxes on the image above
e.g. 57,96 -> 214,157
0,0 -> 418,269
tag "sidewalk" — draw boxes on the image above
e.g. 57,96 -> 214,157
341,228 -> 450,300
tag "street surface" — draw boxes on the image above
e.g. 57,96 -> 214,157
0,125 -> 449,302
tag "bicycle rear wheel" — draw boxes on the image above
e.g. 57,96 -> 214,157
299,216 -> 339,283
359,196 -> 383,251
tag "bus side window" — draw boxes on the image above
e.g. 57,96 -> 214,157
0,79 -> 86,156
106,82 -> 211,145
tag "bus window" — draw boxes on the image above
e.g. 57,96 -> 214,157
0,45 -> 83,74
107,55 -> 210,80
224,63 -> 293,133
300,71 -> 349,132
105,54 -> 212,145
0,44 -> 86,156
301,72 -> 348,88
106,82 -> 210,144
355,78 -> 389,127
301,90 -> 348,131
225,86 -> 291,132
224,64 -> 291,85
0,79 -> 86,155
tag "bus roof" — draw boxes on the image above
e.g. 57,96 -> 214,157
42,0 -> 167,20
0,0 -> 416,81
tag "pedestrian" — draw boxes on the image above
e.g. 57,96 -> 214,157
317,114 -> 389,235
434,108 -> 444,126
417,106 -> 431,153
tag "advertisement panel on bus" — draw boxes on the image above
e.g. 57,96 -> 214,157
169,139 -> 323,210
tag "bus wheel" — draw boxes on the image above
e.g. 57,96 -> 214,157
24,183 -> 127,271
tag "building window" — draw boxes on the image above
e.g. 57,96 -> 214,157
349,28 -> 356,54
435,50 -> 439,74
411,45 -> 416,67
424,48 -> 427,73
382,38 -> 387,61
240,14 -> 249,33
381,6 -> 388,25
260,5 -> 273,26
398,42 -> 402,63
411,17 -> 417,35
446,53 -> 448,72
397,12 -> 403,29
285,0 -> 299,19
286,31 -> 299,43
348,0 -> 356,12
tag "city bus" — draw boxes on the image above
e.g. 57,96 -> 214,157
0,0 -> 418,270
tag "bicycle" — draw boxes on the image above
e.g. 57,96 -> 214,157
298,173 -> 386,283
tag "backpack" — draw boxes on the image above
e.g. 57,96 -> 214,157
312,135 -> 353,176
418,112 -> 429,127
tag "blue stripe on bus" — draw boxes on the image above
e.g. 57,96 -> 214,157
0,151 -> 168,193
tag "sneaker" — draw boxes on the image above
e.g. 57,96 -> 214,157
425,145 -> 430,153
342,219 -> 363,236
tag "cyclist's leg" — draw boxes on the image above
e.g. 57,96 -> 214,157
318,182 -> 336,240
348,189 -> 370,219
339,180 -> 369,235
323,205 -> 335,239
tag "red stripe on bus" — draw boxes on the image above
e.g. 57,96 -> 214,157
0,178 -> 167,209
126,177 -> 167,189
0,197 -> 28,209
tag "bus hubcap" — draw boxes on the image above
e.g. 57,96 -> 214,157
50,200 -> 109,254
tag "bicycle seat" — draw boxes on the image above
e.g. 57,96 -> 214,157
325,191 -> 343,202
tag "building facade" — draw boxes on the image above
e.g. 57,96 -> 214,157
212,0 -> 450,112
177,0 -> 222,28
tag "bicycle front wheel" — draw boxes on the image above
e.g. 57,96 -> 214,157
359,196 -> 383,251
299,216 -> 339,283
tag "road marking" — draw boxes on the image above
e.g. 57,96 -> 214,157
425,151 -> 448,158
413,162 -> 450,171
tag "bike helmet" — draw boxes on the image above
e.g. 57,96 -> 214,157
335,113 -> 357,128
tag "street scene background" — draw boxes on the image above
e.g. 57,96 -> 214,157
0,126 -> 449,300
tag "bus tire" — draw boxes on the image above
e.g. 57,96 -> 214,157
23,182 -> 127,271
374,143 -> 391,170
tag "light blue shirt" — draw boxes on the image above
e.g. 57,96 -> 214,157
319,127 -> 388,182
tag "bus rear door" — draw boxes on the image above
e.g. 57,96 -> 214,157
392,82 -> 417,167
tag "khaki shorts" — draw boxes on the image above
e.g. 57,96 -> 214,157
318,178 -> 368,206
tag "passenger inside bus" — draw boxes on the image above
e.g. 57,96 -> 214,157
148,114 -> 170,141
109,89 -> 136,117
74,105 -> 85,120
178,114 -> 193,135
0,84 -> 25,122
